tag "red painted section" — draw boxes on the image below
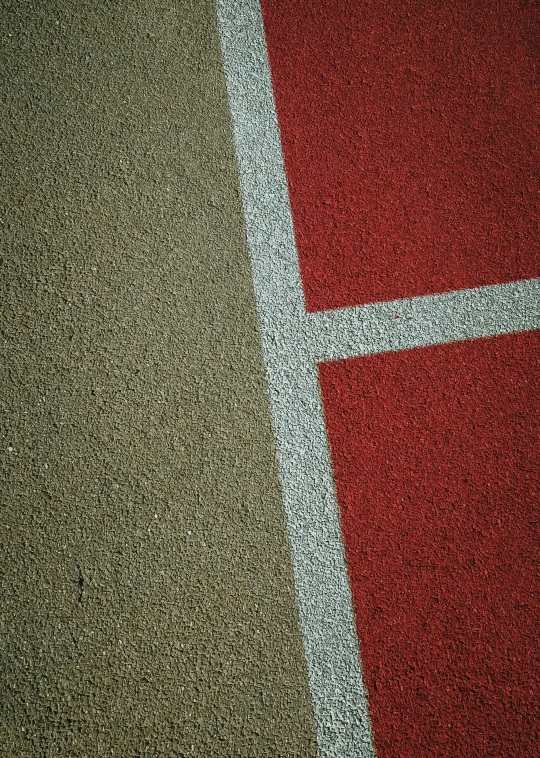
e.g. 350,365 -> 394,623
261,0 -> 540,311
319,332 -> 540,757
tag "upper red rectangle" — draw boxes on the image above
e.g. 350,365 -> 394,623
261,0 -> 540,311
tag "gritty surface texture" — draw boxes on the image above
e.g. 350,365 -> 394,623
261,0 -> 540,310
320,331 -> 540,757
0,1 -> 317,755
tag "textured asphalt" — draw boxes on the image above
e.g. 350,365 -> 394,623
0,1 -> 317,755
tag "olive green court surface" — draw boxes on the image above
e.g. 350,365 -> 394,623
1,2 -> 317,755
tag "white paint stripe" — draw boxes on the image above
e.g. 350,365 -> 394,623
307,278 -> 540,364
217,3 -> 375,756
216,2 -> 539,756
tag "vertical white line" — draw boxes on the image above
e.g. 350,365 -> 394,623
216,2 -> 376,756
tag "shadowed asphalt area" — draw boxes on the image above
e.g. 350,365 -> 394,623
0,1 -> 317,755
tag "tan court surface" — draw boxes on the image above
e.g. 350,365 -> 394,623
0,1 -> 317,755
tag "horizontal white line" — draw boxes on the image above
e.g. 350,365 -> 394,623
306,278 -> 540,364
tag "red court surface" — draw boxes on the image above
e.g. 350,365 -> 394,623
261,0 -> 540,311
319,331 -> 540,757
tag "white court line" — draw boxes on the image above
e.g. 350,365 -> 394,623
217,2 -> 375,755
307,278 -> 540,364
216,2 -> 540,756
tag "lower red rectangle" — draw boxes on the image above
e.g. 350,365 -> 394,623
319,331 -> 539,757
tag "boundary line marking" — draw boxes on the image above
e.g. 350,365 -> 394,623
217,2 -> 539,755
307,279 -> 540,364
217,3 -> 375,754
